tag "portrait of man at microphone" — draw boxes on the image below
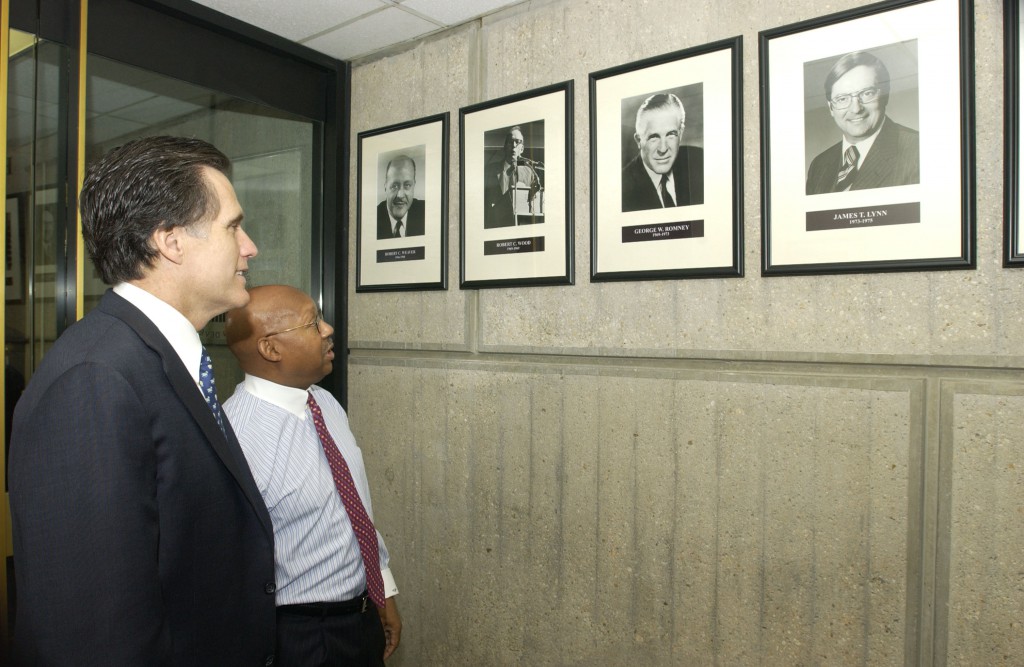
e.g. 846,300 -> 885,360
484,123 -> 544,228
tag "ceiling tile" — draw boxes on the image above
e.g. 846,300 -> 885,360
303,7 -> 440,60
190,0 -> 388,42
400,0 -> 525,26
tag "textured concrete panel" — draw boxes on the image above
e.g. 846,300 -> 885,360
948,392 -> 1024,666
348,364 -> 910,665
342,0 -> 1021,665
348,31 -> 473,348
336,0 -> 1024,363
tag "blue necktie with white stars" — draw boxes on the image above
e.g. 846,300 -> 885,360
199,346 -> 227,437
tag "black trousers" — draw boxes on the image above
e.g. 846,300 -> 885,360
275,604 -> 386,667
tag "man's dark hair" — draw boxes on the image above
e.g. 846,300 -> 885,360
824,51 -> 891,103
80,135 -> 232,285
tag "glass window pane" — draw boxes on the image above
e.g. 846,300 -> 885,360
84,55 -> 319,395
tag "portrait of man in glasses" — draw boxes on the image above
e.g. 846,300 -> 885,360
376,152 -> 426,240
805,49 -> 920,195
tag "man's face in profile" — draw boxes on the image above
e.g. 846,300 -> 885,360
635,107 -> 682,175
385,160 -> 416,220
828,65 -> 886,143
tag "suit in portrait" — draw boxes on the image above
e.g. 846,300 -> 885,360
621,145 -> 705,212
484,161 -> 542,228
805,117 -> 920,195
9,290 -> 276,666
376,198 -> 425,239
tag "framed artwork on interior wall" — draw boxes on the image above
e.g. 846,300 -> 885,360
5,195 -> 24,303
589,37 -> 744,282
759,0 -> 975,275
459,80 -> 574,288
356,112 -> 449,292
1005,0 -> 1024,266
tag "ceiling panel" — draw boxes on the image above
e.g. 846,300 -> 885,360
191,0 -> 531,61
304,7 -> 442,61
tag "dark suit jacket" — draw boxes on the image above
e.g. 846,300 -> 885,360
484,161 -> 542,229
805,117 -> 920,195
9,290 -> 276,666
621,146 -> 704,212
376,199 -> 425,239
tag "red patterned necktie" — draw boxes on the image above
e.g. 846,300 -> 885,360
307,392 -> 386,608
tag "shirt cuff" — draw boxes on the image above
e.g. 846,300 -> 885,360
381,567 -> 399,597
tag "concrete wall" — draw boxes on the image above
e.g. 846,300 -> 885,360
346,0 -> 1023,664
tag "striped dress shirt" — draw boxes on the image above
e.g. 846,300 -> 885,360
223,375 -> 397,605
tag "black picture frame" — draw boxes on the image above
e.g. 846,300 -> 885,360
459,80 -> 574,289
356,112 -> 449,292
589,37 -> 743,282
759,0 -> 975,275
1005,0 -> 1024,266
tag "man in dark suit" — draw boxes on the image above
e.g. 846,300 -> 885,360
9,136 -> 276,666
805,50 -> 920,195
621,92 -> 704,212
376,155 -> 425,239
484,125 -> 542,228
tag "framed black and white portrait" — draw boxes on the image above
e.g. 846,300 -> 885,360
760,0 -> 974,275
459,80 -> 574,289
1005,0 -> 1024,266
590,37 -> 743,281
356,113 -> 449,291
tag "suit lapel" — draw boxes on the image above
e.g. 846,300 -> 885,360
854,117 -> 898,190
629,157 -> 661,209
98,291 -> 273,539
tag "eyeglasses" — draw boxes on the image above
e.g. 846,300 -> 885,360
264,311 -> 322,337
829,87 -> 881,109
387,181 -> 414,194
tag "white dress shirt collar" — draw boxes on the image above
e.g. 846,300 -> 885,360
113,282 -> 203,385
241,374 -> 311,420
642,161 -> 676,206
388,212 -> 408,237
842,116 -> 885,168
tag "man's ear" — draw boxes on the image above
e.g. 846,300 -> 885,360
634,133 -> 641,150
257,336 -> 283,362
151,225 -> 185,265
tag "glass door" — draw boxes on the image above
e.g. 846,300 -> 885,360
1,0 -> 346,654
4,25 -> 69,649
83,54 -> 318,393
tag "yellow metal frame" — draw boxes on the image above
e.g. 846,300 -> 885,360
77,0 -> 87,320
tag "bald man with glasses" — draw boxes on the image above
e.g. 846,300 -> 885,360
223,285 -> 401,666
805,50 -> 920,195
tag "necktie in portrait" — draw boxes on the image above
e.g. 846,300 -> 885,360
660,174 -> 675,208
835,145 -> 859,192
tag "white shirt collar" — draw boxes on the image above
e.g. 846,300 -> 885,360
641,161 -> 675,205
241,373 -> 312,420
388,210 -> 408,236
113,282 -> 203,384
842,116 -> 885,167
